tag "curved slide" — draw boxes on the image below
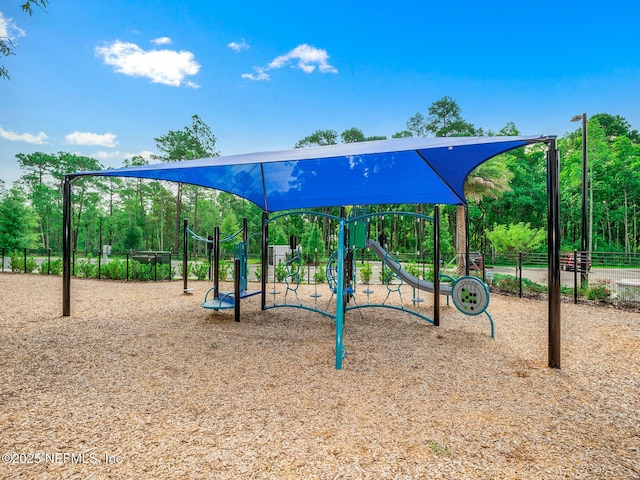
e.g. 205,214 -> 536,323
366,239 -> 452,296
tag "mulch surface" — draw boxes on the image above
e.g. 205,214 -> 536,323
0,274 -> 638,479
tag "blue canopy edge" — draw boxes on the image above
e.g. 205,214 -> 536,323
71,135 -> 552,212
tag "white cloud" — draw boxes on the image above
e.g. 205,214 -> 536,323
0,127 -> 48,144
64,131 -> 117,147
228,39 -> 249,52
0,12 -> 26,41
92,149 -> 153,161
242,43 -> 337,81
241,67 -> 270,81
95,40 -> 200,87
151,36 -> 172,45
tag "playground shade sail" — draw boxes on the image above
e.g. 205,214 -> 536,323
72,136 -> 550,211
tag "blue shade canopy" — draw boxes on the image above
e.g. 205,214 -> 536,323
73,135 -> 552,211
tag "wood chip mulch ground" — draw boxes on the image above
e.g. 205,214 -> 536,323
0,274 -> 638,479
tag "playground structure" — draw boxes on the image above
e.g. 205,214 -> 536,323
182,208 -> 494,368
62,135 -> 563,369
259,209 -> 494,368
184,218 -> 261,321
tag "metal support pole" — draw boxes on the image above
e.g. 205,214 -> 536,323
433,205 -> 440,327
573,249 -> 578,303
465,205 -> 470,276
335,217 -> 346,369
518,252 -> 523,298
234,258 -> 241,322
213,226 -> 220,299
182,219 -> 189,293
580,114 -> 589,288
547,139 -> 561,368
261,212 -> 268,310
62,175 -> 73,316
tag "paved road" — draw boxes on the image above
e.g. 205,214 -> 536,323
490,266 -> 640,287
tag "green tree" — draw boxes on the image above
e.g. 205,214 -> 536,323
406,112 -> 427,137
295,129 -> 338,148
302,222 -> 325,260
153,114 -> 218,253
122,223 -> 142,251
486,222 -> 546,255
413,96 -> 491,274
15,151 -> 58,249
425,96 -> 478,137
392,130 -> 413,138
1,1 -> 49,79
0,186 -> 39,249
591,113 -> 639,142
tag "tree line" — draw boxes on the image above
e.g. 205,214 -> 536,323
1,99 -> 639,263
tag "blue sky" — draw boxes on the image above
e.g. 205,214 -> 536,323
1,0 -> 639,187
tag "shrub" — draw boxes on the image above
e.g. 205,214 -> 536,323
39,258 -> 62,275
157,263 -> 173,280
191,262 -> 210,281
314,263 -> 326,283
129,260 -> 154,281
26,257 -> 38,273
100,259 -> 126,280
585,280 -> 611,301
379,265 -> 395,284
75,259 -> 98,278
492,273 -> 519,293
9,251 -> 21,272
405,262 -> 420,279
219,261 -> 230,281
522,277 -> 547,294
254,265 -> 262,281
9,252 -> 37,273
359,262 -> 372,284
275,261 -> 287,282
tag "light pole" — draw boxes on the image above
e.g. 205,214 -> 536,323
570,113 -> 588,286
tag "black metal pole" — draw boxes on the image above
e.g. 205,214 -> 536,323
261,211 -> 268,310
518,251 -> 523,298
573,249 -> 578,303
547,139 -> 561,368
234,258 -> 241,322
23,248 -> 27,274
213,226 -> 220,299
47,248 -> 51,275
580,114 -> 588,288
465,205 -> 470,276
126,252 -> 129,281
62,175 -> 72,316
182,219 -> 189,293
433,205 -> 440,327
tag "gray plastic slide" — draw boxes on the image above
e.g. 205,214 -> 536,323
366,239 -> 453,296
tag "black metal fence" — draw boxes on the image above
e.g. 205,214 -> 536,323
483,251 -> 640,308
3,246 -> 639,308
0,247 -> 174,281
